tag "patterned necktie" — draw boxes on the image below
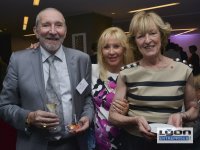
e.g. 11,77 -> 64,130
46,55 -> 64,135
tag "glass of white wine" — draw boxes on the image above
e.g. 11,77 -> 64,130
46,103 -> 57,113
46,103 -> 61,133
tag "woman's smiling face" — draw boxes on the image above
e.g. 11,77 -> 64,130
102,37 -> 125,70
135,24 -> 161,58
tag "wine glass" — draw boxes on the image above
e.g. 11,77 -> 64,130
66,114 -> 82,131
46,102 -> 61,133
46,103 -> 57,113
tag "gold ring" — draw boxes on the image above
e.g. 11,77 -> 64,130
43,123 -> 47,128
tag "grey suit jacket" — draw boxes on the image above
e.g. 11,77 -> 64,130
0,46 -> 94,150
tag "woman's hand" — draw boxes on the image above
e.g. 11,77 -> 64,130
112,99 -> 129,115
167,113 -> 183,127
135,116 -> 156,140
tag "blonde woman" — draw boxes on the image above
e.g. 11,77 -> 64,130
91,27 -> 133,150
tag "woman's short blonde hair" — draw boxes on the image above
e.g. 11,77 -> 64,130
129,11 -> 172,60
97,27 -> 134,81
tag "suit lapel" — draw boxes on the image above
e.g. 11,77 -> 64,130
64,47 -> 78,91
63,47 -> 78,116
31,48 -> 47,109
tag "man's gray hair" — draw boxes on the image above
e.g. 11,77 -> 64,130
35,7 -> 66,27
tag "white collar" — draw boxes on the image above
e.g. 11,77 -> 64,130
40,45 -> 65,62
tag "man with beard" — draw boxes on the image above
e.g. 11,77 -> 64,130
0,8 -> 93,150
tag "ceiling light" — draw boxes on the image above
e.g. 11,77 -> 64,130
0,29 -> 2,32
33,0 -> 40,6
172,28 -> 197,31
23,16 -> 29,30
172,28 -> 197,36
23,16 -> 29,25
23,25 -> 27,30
128,2 -> 180,13
24,33 -> 36,37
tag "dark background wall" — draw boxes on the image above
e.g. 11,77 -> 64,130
64,13 -> 112,54
0,32 -> 11,64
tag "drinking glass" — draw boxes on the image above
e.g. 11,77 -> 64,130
66,114 -> 82,131
46,103 -> 61,133
46,103 -> 57,113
